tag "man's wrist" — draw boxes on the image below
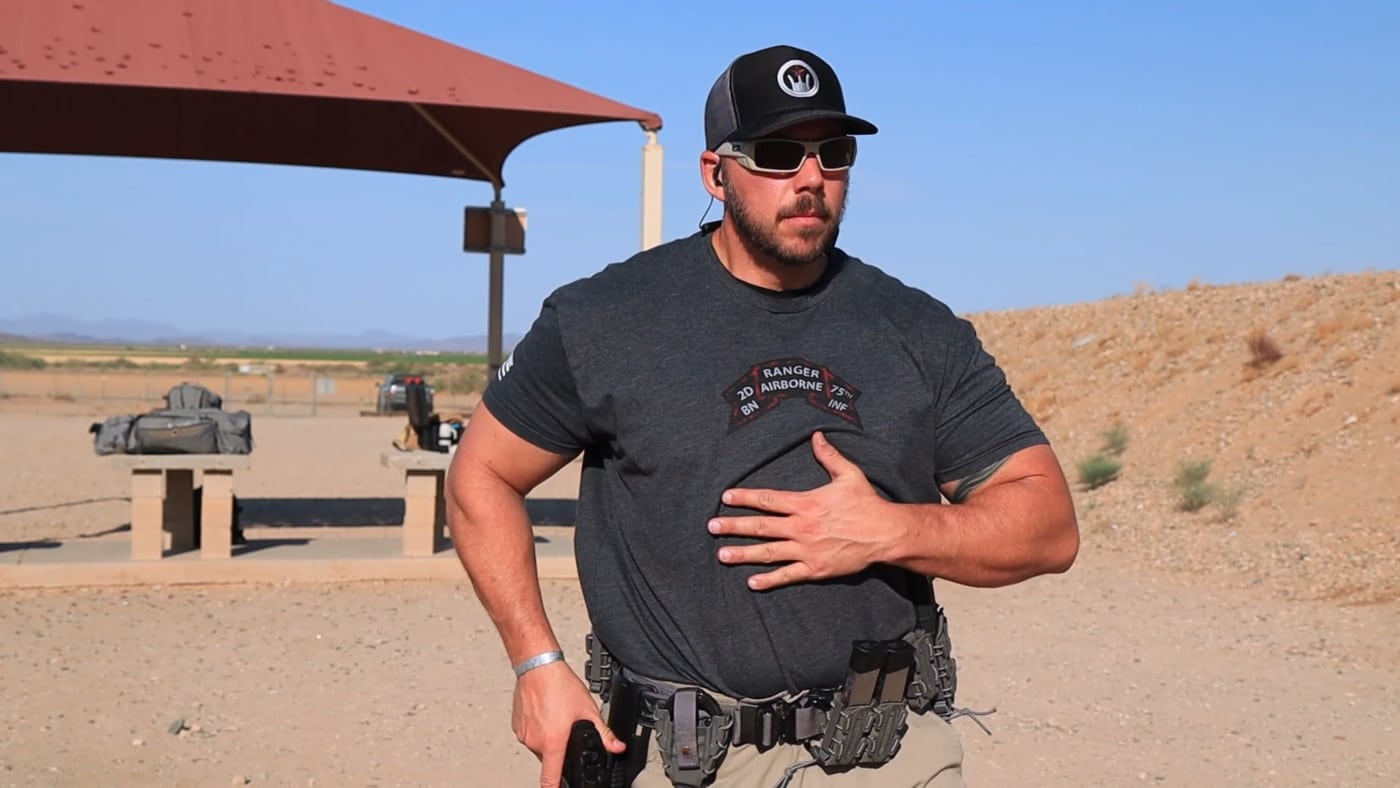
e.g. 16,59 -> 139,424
512,650 -> 565,678
877,499 -> 933,567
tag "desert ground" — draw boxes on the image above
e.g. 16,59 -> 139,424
0,270 -> 1396,787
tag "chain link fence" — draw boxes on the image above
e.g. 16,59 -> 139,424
0,368 -> 480,417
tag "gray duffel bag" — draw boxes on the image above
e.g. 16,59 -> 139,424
205,408 -> 253,454
90,414 -> 137,455
130,410 -> 221,454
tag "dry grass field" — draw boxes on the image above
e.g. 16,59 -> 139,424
0,270 -> 1396,786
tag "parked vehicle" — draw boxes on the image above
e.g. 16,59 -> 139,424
376,373 -> 434,413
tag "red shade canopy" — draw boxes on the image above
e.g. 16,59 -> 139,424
0,0 -> 662,185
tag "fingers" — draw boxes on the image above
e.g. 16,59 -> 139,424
747,562 -> 813,591
593,715 -> 628,755
719,432 -> 863,515
716,540 -> 797,566
708,513 -> 785,539
539,745 -> 565,788
720,485 -> 801,514
811,430 -> 862,479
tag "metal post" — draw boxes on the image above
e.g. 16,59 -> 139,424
488,189 -> 506,376
641,130 -> 664,250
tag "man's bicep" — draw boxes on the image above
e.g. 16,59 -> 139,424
939,444 -> 1067,503
450,402 -> 577,497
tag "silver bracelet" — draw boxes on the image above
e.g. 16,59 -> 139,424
512,650 -> 565,678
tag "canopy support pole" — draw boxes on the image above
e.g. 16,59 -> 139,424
487,188 -> 506,376
641,130 -> 663,250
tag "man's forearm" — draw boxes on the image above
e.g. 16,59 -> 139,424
447,473 -> 561,664
880,475 -> 1079,587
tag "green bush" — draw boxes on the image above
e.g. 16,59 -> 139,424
1173,459 -> 1219,512
0,349 -> 47,369
1101,423 -> 1129,456
1077,454 -> 1122,490
1215,485 -> 1246,519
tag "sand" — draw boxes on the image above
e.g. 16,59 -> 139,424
1,412 -> 1395,786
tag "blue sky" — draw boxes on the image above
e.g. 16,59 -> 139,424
2,0 -> 1396,341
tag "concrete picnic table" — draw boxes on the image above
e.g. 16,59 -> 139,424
380,450 -> 452,557
107,454 -> 250,561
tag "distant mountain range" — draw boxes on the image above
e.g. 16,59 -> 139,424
0,314 -> 519,353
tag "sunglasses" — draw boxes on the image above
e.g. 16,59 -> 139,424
714,136 -> 858,175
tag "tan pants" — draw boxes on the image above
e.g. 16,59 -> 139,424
629,710 -> 965,787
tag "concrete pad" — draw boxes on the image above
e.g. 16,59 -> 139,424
0,527 -> 577,589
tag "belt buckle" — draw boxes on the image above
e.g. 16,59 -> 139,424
738,699 -> 793,750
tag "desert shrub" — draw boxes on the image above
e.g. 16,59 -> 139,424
67,356 -> 141,370
1173,459 -> 1219,512
1215,486 -> 1246,520
180,355 -> 225,372
0,350 -> 47,369
1101,423 -> 1129,456
1246,329 -> 1283,368
1077,454 -> 1121,490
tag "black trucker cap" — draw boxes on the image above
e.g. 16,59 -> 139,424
704,45 -> 878,151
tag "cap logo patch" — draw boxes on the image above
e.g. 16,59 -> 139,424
776,59 -> 819,98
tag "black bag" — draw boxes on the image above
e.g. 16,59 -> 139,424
130,410 -> 220,454
405,381 -> 446,453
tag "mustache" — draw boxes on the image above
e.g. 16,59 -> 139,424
778,195 -> 831,220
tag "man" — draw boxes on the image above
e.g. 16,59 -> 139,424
447,44 -> 1079,787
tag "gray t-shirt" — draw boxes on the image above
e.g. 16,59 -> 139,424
484,228 -> 1046,699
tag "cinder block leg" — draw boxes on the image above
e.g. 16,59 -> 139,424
435,471 -> 447,540
403,470 -> 445,557
164,469 -> 196,552
200,469 -> 235,559
130,469 -> 165,561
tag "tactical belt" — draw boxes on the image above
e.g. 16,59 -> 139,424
619,668 -> 833,750
586,576 -> 967,785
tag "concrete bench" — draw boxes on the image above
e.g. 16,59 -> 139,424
107,455 -> 251,561
380,450 -> 585,558
380,451 -> 452,557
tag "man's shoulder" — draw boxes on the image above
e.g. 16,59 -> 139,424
551,233 -> 708,309
836,251 -> 962,328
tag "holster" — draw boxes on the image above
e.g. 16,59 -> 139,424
602,673 -> 652,788
903,600 -> 958,718
653,687 -> 732,787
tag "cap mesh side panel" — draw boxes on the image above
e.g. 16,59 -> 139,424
704,68 -> 739,150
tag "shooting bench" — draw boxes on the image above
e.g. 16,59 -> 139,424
380,451 -> 451,557
108,454 -> 251,560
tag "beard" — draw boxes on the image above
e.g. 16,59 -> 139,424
725,181 -> 848,269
